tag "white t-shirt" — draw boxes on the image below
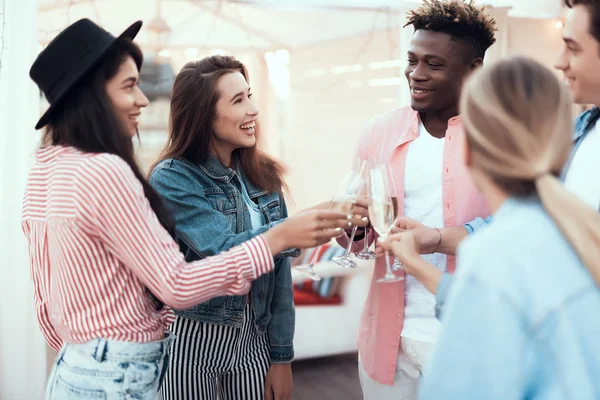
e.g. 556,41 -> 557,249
565,120 -> 600,211
401,122 -> 447,343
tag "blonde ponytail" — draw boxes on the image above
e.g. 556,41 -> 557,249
462,56 -> 600,286
535,174 -> 600,285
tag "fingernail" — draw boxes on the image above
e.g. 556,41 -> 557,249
335,227 -> 342,232
362,217 -> 368,222
348,221 -> 352,227
347,214 -> 352,220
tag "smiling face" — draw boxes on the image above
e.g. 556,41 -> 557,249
405,29 -> 477,115
211,71 -> 259,157
104,55 -> 149,137
554,4 -> 600,106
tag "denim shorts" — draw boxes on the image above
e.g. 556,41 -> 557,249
46,333 -> 174,399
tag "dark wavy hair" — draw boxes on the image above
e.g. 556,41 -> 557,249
404,0 -> 497,60
565,0 -> 600,45
43,38 -> 174,235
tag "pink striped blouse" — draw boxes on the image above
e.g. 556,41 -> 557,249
22,146 -> 274,352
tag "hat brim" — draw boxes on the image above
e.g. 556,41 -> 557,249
35,21 -> 143,130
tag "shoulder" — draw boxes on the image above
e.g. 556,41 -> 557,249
358,106 -> 416,147
73,153 -> 145,209
459,202 -> 560,277
367,106 -> 414,130
149,158 -> 202,183
78,153 -> 138,187
150,158 -> 198,176
149,158 -> 214,198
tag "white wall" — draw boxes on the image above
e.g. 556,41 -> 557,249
0,0 -> 49,398
282,7 -> 570,214
285,28 -> 408,213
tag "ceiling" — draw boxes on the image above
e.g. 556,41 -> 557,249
37,0 -> 564,52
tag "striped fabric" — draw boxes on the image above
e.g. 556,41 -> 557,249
21,146 -> 274,352
160,306 -> 271,400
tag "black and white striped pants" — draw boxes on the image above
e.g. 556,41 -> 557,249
159,305 -> 271,400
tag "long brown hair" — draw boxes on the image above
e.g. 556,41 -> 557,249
45,38 -> 173,235
461,56 -> 600,286
153,55 -> 286,194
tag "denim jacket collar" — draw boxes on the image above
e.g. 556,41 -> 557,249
197,154 -> 268,198
198,154 -> 236,183
574,106 -> 600,142
561,107 -> 600,181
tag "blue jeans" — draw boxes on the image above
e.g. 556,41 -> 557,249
46,333 -> 174,399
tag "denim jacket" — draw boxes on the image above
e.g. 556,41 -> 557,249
149,155 -> 299,363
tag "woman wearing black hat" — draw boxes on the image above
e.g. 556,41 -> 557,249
24,19 -> 348,399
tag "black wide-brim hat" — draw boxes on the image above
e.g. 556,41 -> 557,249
30,19 -> 143,130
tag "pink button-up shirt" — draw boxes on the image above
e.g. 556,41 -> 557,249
339,106 -> 489,385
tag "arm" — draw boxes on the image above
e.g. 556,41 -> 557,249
80,155 -> 275,310
268,196 -> 295,364
419,278 -> 528,399
391,215 -> 493,256
149,163 -> 278,258
464,216 -> 493,236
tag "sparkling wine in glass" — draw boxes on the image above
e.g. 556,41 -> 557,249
331,162 -> 367,268
368,165 -> 403,283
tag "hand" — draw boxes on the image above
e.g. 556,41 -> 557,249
304,198 -> 369,234
264,363 -> 293,400
264,209 -> 350,254
345,196 -> 369,234
378,232 -> 421,271
379,232 -> 442,293
375,216 -> 441,255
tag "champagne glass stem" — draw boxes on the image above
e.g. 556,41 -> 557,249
305,246 -> 322,281
345,226 -> 358,255
384,249 -> 393,275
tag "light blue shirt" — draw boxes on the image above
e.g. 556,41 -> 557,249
420,197 -> 600,400
237,167 -> 263,229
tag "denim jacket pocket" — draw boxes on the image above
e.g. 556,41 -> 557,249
206,194 -> 237,230
263,199 -> 282,222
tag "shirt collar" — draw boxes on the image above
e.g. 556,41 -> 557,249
395,109 -> 462,148
574,107 -> 600,142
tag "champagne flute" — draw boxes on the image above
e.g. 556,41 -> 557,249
355,184 -> 376,260
331,162 -> 367,268
293,164 -> 364,279
368,165 -> 403,283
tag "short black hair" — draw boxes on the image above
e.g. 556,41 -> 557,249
565,0 -> 600,44
404,0 -> 497,60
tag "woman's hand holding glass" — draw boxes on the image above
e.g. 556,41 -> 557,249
264,209 -> 350,256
